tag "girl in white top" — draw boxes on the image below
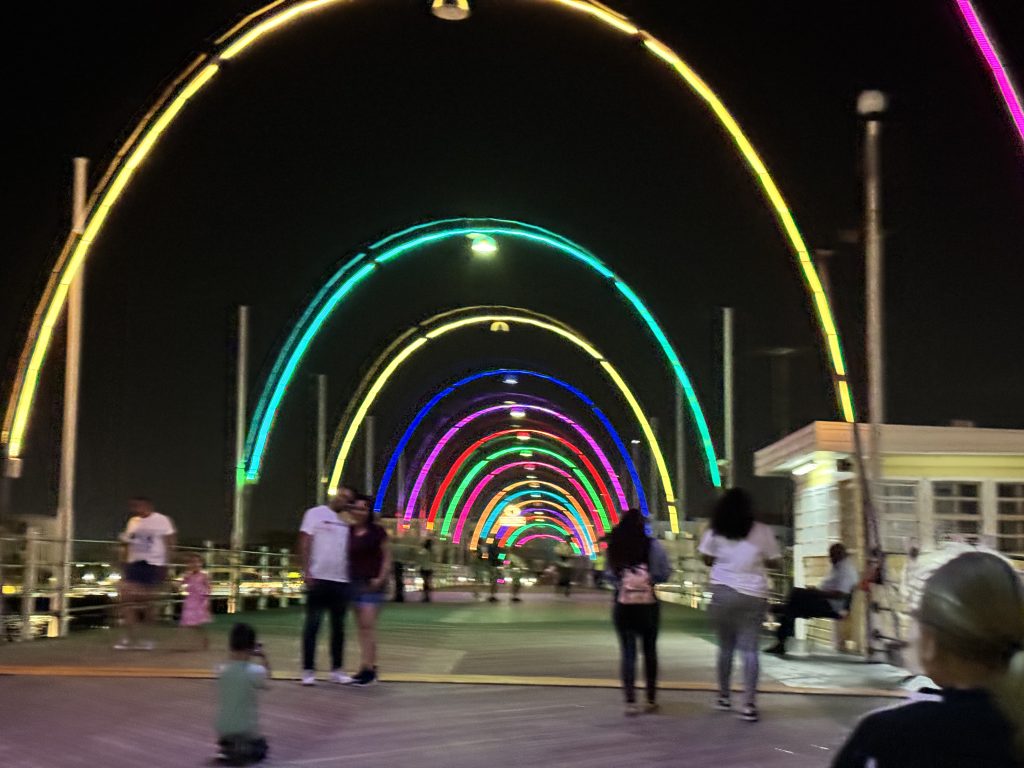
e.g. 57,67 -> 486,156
699,488 -> 781,722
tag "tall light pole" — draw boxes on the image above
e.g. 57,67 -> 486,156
315,374 -> 327,505
722,307 -> 735,489
56,157 -> 89,637
674,384 -> 686,526
858,90 -> 887,521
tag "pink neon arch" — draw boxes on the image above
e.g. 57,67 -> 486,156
491,508 -> 590,553
497,515 -> 579,548
452,460 -> 601,543
956,0 -> 1024,149
404,404 -> 628,520
516,533 -> 568,548
407,427 -> 618,525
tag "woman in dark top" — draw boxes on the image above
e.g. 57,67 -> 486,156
834,551 -> 1024,767
347,494 -> 390,687
606,509 -> 671,716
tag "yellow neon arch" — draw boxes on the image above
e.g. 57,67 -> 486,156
2,0 -> 854,468
325,306 -> 679,531
471,483 -> 592,554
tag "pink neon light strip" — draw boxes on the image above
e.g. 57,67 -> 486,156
494,511 -> 581,549
956,0 -> 1024,148
451,461 -> 598,543
516,533 -> 566,547
403,402 -> 627,519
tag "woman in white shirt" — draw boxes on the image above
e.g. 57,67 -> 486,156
699,488 -> 781,722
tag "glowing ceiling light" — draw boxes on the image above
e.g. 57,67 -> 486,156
792,461 -> 818,477
502,375 -> 519,385
431,0 -> 471,21
509,408 -> 527,419
516,432 -> 531,441
468,232 -> 498,256
519,451 -> 533,458
530,493 -> 541,498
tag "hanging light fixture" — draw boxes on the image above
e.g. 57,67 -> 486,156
431,0 -> 471,21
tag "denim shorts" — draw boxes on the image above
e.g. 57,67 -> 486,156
351,580 -> 385,606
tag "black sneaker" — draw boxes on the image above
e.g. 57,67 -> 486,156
350,668 -> 378,687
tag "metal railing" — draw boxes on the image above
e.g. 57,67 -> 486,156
0,531 -> 300,641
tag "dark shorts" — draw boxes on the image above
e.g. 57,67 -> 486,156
351,580 -> 385,607
124,561 -> 165,587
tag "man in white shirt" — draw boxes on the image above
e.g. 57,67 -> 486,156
765,542 -> 860,656
298,486 -> 354,685
116,496 -> 176,650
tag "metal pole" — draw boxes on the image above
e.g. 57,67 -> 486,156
723,307 -> 735,488
229,306 -> 249,614
55,157 -> 89,637
629,441 -> 640,508
20,526 -> 38,641
859,90 -> 887,523
649,417 -> 660,523
674,384 -> 686,526
231,306 -> 249,552
364,414 -> 375,493
316,374 -> 327,505
397,450 -> 408,513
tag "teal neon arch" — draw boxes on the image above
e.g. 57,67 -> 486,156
476,488 -> 592,552
243,218 -> 721,487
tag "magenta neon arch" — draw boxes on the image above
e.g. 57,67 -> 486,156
470,480 -> 596,551
413,403 -> 628,518
407,421 -> 621,526
451,460 -> 600,543
496,515 -> 579,548
516,533 -> 568,548
956,0 -> 1024,150
421,429 -> 615,536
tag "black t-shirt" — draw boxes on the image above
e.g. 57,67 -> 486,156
833,688 -> 1018,768
348,524 -> 387,582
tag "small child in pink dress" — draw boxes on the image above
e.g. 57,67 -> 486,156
181,553 -> 212,649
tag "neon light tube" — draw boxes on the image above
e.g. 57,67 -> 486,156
955,0 -> 1024,150
372,368 -> 647,515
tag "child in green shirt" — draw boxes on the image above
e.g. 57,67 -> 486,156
216,623 -> 270,765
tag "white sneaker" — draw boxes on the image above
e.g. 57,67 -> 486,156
113,638 -> 133,650
301,670 -> 317,686
137,640 -> 155,651
330,669 -> 355,685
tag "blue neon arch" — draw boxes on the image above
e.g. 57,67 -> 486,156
373,368 -> 648,515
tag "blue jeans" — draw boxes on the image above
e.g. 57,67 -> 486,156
709,584 -> 765,706
613,602 -> 659,703
302,580 -> 350,671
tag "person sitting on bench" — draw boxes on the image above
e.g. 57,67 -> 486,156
764,542 -> 859,656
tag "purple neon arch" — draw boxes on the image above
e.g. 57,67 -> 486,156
452,461 -> 600,543
404,404 -> 628,520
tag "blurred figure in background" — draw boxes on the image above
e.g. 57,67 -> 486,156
554,535 -> 574,597
834,552 -> 1024,767
115,496 -> 176,650
417,539 -> 436,603
180,552 -> 212,650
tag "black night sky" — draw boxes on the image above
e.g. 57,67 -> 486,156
2,1 -> 1023,544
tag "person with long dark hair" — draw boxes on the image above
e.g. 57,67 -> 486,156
699,488 -> 781,722
606,509 -> 671,715
834,552 -> 1024,767
347,493 -> 390,686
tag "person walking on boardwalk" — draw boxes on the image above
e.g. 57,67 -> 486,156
606,509 -> 670,715
554,535 -> 574,597
699,488 -> 781,722
115,496 -> 176,650
347,493 -> 390,686
298,486 -> 354,686
417,539 -> 436,602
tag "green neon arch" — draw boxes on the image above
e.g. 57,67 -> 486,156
240,218 -> 720,490
503,522 -> 583,555
324,306 -> 682,531
2,0 -> 854,477
476,490 -> 591,555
